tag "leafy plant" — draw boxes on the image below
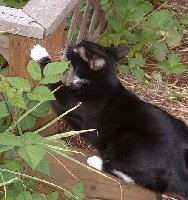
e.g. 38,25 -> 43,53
0,60 -> 87,199
159,54 -> 186,75
119,57 -> 145,80
99,0 -> 187,80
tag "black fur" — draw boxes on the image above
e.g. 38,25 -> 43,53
37,41 -> 188,197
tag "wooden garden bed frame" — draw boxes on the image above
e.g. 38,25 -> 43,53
0,1 -> 161,199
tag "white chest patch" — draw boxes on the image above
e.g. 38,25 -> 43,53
31,44 -> 50,62
87,156 -> 103,171
112,169 -> 135,184
71,75 -> 89,87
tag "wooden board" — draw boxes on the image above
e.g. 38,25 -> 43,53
32,148 -> 161,200
0,6 -> 44,39
0,35 -> 9,49
23,0 -> 78,37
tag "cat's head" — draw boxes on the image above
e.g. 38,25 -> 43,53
66,40 -> 129,88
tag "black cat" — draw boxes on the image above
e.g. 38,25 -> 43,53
31,41 -> 188,197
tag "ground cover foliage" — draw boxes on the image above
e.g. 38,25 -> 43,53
0,59 -> 87,199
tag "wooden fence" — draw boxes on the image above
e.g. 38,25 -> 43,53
0,1 -> 161,199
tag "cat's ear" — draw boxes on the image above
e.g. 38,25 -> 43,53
109,47 -> 129,61
90,57 -> 106,71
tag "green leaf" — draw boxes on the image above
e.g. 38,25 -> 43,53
41,74 -> 62,84
8,91 -> 26,109
27,60 -> 42,81
16,191 -> 33,200
100,0 -> 111,11
159,61 -> 171,74
131,68 -> 144,80
181,13 -> 188,24
29,101 -> 52,117
47,192 -> 58,200
149,10 -> 178,31
107,16 -> 121,33
0,77 -> 11,93
168,54 -> 179,67
0,145 -> 13,154
20,132 -> 45,145
166,29 -> 182,47
100,0 -> 108,6
19,114 -> 36,130
113,0 -> 125,14
72,182 -> 85,200
0,0 -> 6,6
35,157 -> 49,175
4,148 -> 16,160
119,65 -> 130,74
31,192 -> 46,200
0,101 -> 9,118
0,132 -> 22,146
3,160 -> 22,171
152,41 -> 167,61
121,30 -> 140,42
172,64 -> 186,74
43,62 -> 69,77
128,58 -> 145,68
18,145 -> 46,169
0,171 -> 17,188
2,0 -> 27,8
7,77 -> 31,92
159,55 -> 186,75
125,1 -> 153,21
27,86 -> 55,102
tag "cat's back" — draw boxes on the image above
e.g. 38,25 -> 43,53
101,83 -> 184,139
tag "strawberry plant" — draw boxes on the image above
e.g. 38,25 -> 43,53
99,0 -> 187,79
159,54 -> 186,75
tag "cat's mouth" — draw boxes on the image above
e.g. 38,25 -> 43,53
65,72 -> 89,88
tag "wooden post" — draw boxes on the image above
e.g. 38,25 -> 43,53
8,21 -> 65,136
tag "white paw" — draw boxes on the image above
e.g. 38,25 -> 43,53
31,44 -> 50,62
112,169 -> 135,184
87,156 -> 103,171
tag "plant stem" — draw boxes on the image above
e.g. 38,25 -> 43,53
33,102 -> 82,134
0,168 -> 77,199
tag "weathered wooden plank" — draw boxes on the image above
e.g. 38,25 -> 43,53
94,11 -> 106,40
23,0 -> 78,38
0,6 -> 44,39
31,148 -> 161,200
0,35 -> 9,49
0,47 -> 9,61
63,0 -> 82,53
77,0 -> 92,42
88,0 -> 100,40
0,34 -> 9,61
